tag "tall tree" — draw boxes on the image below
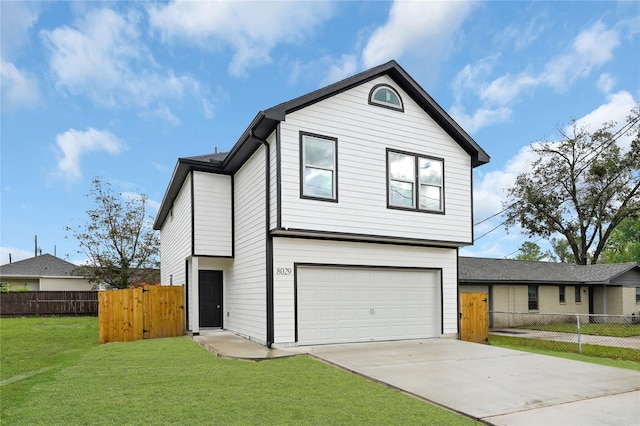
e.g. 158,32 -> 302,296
599,216 -> 640,263
503,107 -> 640,265
515,241 -> 546,260
67,178 -> 160,289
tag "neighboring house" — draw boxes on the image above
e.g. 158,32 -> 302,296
459,257 -> 640,325
154,61 -> 490,347
0,254 -> 93,291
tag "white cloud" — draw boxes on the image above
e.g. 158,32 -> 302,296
148,0 -> 334,77
1,59 -> 40,110
55,128 -> 126,181
596,73 -> 615,94
453,21 -> 624,132
449,105 -> 511,134
362,1 -> 475,69
321,54 -> 358,86
1,246 -> 34,265
41,7 -> 205,119
1,1 -> 40,55
120,192 -> 161,212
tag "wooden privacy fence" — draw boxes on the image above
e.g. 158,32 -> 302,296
459,292 -> 489,344
98,285 -> 185,344
1,291 -> 98,316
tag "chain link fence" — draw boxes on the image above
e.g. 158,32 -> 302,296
489,311 -> 640,359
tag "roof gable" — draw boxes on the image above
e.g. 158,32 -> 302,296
154,60 -> 490,230
0,254 -> 80,277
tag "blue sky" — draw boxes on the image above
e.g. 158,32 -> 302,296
1,1 -> 639,265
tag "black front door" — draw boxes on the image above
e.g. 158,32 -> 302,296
199,270 -> 223,327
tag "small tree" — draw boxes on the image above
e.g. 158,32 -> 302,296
515,241 -> 546,260
504,107 -> 640,265
67,178 -> 160,289
546,237 -> 576,264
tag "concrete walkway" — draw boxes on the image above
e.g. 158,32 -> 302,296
194,331 -> 640,425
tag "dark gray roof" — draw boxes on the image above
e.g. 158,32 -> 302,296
459,257 -> 640,285
0,254 -> 80,277
185,152 -> 228,163
154,60 -> 490,230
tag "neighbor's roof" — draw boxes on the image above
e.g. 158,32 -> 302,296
459,257 -> 640,285
0,254 -> 80,277
154,60 -> 490,230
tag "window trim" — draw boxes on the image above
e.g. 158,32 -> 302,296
386,148 -> 445,214
635,287 -> 640,303
528,285 -> 539,311
299,131 -> 338,202
575,286 -> 582,304
369,84 -> 404,112
559,285 -> 566,304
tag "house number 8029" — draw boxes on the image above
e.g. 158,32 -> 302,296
276,268 -> 292,275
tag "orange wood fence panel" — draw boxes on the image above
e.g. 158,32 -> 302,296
99,285 -> 184,344
459,292 -> 489,344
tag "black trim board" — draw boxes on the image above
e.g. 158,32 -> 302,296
294,263 -> 444,344
190,171 -> 195,256
271,228 -> 471,249
299,131 -> 339,203
276,123 -> 282,230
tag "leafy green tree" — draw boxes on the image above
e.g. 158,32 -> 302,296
600,216 -> 640,263
66,178 -> 160,289
515,241 -> 546,260
504,107 -> 640,265
546,237 -> 576,263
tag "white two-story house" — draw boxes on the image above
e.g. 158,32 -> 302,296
154,61 -> 490,347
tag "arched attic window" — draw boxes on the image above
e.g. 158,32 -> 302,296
369,84 -> 403,112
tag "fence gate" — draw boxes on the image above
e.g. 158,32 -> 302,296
99,285 -> 184,344
459,292 -> 489,344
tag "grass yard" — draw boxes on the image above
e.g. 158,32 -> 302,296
489,334 -> 640,370
1,317 -> 477,425
518,322 -> 640,338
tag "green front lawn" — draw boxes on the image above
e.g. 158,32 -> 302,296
1,317 -> 477,425
518,322 -> 640,338
489,334 -> 640,370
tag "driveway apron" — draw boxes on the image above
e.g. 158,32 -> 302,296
310,339 -> 640,426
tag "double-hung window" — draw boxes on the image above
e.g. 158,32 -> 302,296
528,285 -> 539,310
300,132 -> 337,201
387,150 -> 444,212
575,286 -> 582,303
559,286 -> 566,304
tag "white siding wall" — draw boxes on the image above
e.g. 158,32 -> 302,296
279,75 -> 472,244
160,174 -> 192,286
272,237 -> 458,345
193,172 -> 233,256
225,147 -> 267,343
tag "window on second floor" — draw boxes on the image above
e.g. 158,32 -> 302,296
300,132 -> 337,201
528,285 -> 539,310
387,150 -> 444,213
369,84 -> 404,111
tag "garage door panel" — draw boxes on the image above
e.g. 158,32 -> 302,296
298,267 -> 439,345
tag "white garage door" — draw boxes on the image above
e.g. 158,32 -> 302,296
297,266 -> 439,345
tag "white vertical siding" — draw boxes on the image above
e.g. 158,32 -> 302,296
160,173 -> 192,286
271,237 -> 458,345
225,147 -> 267,343
279,75 -> 472,244
193,171 -> 232,256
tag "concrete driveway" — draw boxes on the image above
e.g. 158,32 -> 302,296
309,339 -> 640,426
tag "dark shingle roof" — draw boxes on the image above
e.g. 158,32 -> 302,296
459,257 -> 640,284
0,254 -> 80,277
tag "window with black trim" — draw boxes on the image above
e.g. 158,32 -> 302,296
387,150 -> 444,212
528,285 -> 539,310
559,286 -> 566,304
636,287 -> 640,303
575,286 -> 582,303
369,84 -> 403,111
300,132 -> 337,201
